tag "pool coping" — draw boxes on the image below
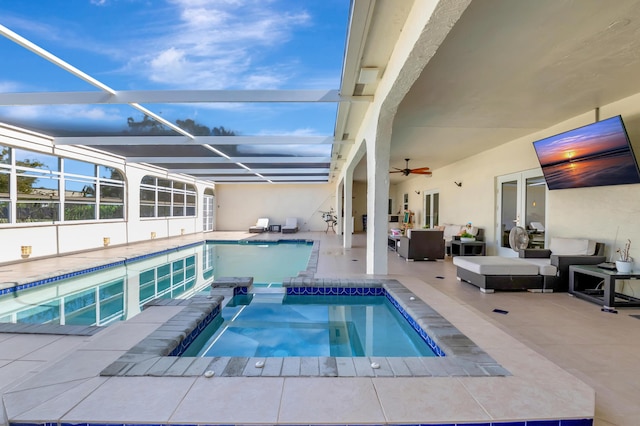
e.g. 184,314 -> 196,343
99,278 -> 510,378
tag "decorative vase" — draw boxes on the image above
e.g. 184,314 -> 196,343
616,260 -> 633,273
460,237 -> 476,243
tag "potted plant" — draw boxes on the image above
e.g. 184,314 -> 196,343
460,231 -> 476,243
616,239 -> 633,273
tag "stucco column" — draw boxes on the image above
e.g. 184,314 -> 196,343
335,180 -> 343,235
366,121 -> 391,275
343,167 -> 353,248
338,0 -> 471,274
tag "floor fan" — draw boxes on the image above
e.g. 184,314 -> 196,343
509,226 -> 550,292
508,226 -> 529,252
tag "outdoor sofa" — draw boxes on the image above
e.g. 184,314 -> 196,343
395,229 -> 445,261
453,237 -> 606,293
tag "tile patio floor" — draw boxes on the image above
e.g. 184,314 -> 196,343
1,231 -> 639,425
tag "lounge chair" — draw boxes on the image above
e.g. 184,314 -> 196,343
282,217 -> 299,233
249,218 -> 269,233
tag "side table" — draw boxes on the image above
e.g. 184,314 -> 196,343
569,264 -> 640,308
388,235 -> 400,252
450,240 -> 486,257
269,224 -> 281,232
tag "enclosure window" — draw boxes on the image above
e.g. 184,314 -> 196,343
0,146 -> 125,224
15,151 -> 61,223
0,146 -> 10,223
139,176 -> 197,218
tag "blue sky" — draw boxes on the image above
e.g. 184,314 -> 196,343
0,0 -> 349,142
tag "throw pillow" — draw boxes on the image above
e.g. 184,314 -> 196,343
549,238 -> 595,255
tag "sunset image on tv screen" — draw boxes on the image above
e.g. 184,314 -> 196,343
533,115 -> 640,190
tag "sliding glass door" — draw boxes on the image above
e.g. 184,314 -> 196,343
203,190 -> 215,232
422,190 -> 439,228
496,170 -> 546,256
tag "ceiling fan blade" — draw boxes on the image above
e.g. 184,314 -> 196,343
410,167 -> 431,172
389,170 -> 405,173
410,170 -> 432,175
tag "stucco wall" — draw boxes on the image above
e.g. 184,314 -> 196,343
214,183 -> 335,232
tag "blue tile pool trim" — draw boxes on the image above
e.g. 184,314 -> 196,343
385,290 -> 446,357
205,238 -> 314,246
10,418 -> 594,426
0,241 -> 208,297
168,304 -> 221,356
0,259 -> 126,297
286,286 -> 385,296
234,286 -> 248,295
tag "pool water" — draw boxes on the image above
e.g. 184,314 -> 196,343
0,240 -> 313,326
207,241 -> 312,286
183,293 -> 437,357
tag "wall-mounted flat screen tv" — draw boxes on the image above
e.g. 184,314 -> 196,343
532,115 -> 640,190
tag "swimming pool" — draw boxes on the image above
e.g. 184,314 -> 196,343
182,292 -> 438,357
101,278 -> 508,378
0,240 -> 314,326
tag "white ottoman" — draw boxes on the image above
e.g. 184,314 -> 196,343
453,256 -> 554,293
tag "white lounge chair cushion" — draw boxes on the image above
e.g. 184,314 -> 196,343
453,256 -> 540,276
521,258 -> 557,276
549,238 -> 596,255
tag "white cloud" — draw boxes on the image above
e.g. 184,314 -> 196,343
0,81 -> 24,93
131,0 -> 312,89
4,0 -> 319,91
2,11 -> 125,62
0,105 -> 125,123
237,127 -> 331,155
243,73 -> 285,90
238,143 -> 331,156
256,128 -> 325,137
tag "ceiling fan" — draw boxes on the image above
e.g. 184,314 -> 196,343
390,158 -> 432,176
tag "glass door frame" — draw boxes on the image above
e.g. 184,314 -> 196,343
422,189 -> 440,228
495,169 -> 545,257
203,194 -> 214,232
